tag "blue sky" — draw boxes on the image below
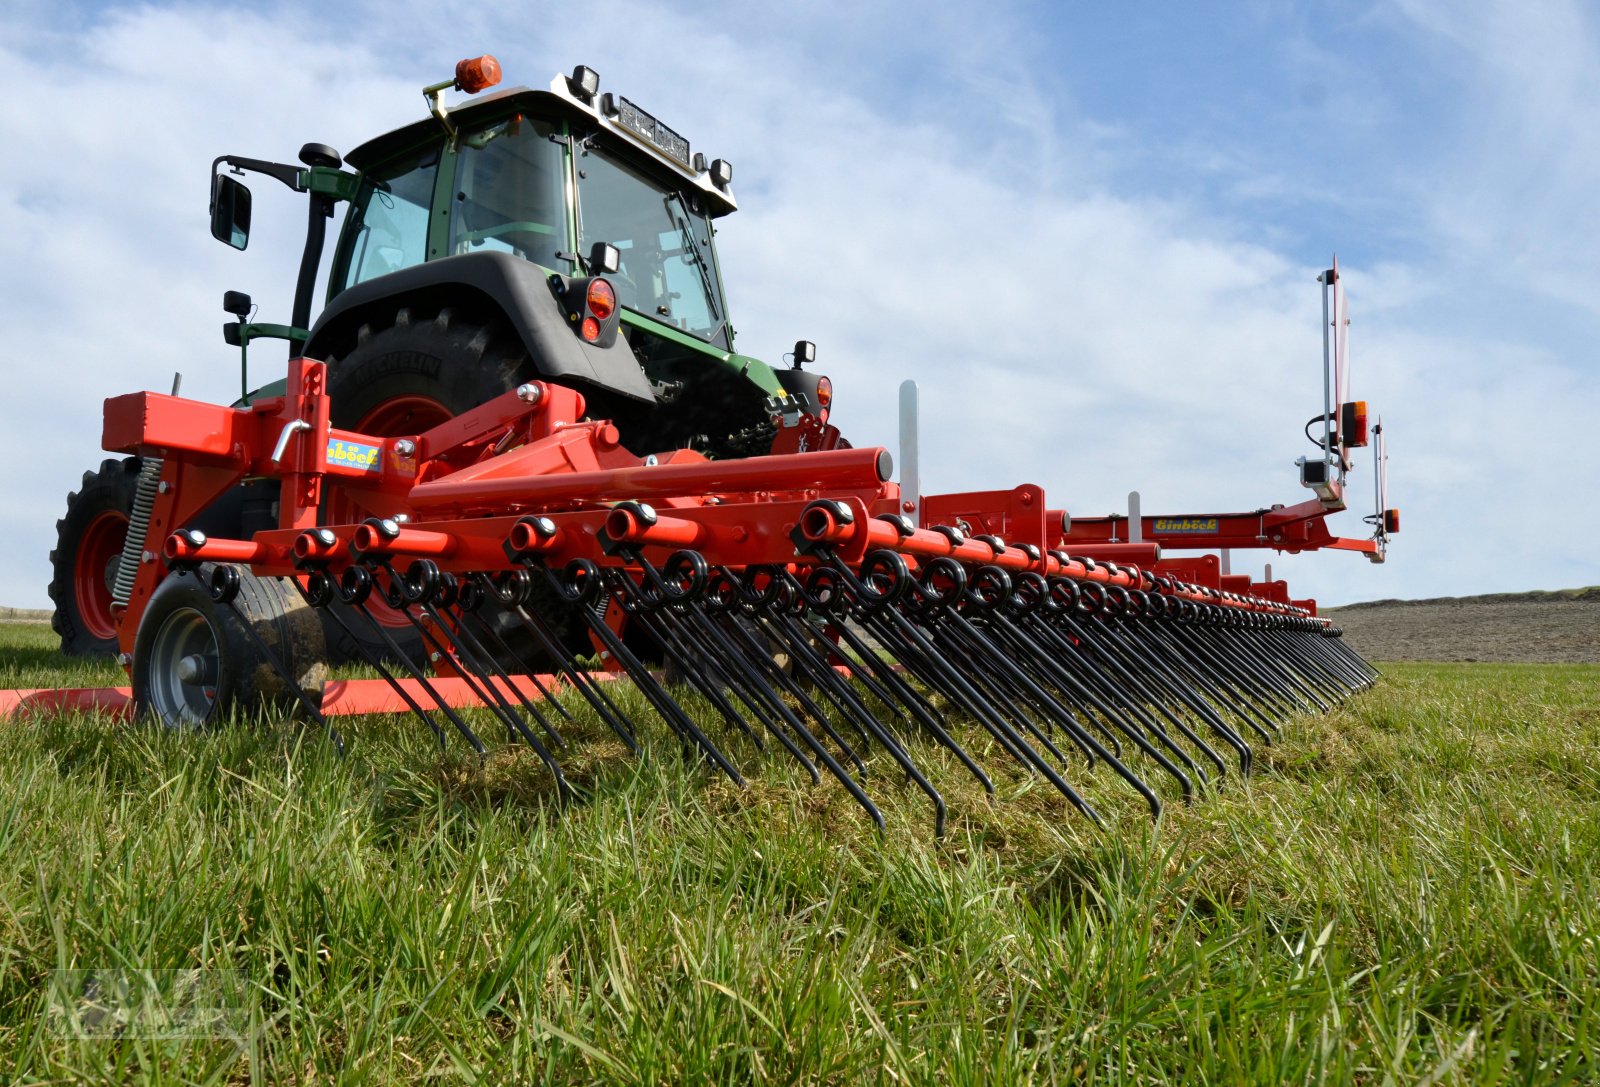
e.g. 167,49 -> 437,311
0,0 -> 1594,608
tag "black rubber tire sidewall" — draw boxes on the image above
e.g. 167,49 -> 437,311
48,457 -> 141,657
132,564 -> 327,728
325,310 -> 531,432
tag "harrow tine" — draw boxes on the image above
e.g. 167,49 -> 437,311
962,606 -> 1168,820
826,549 -> 1107,827
301,570 -> 449,748
620,552 -> 898,831
1081,602 -> 1253,774
1039,602 -> 1215,791
526,556 -> 756,791
1180,617 -> 1308,720
451,601 -> 574,741
339,566 -> 489,758
1143,619 -> 1280,745
479,571 -> 641,754
740,571 -> 954,835
377,560 -> 575,801
796,567 -> 999,797
438,582 -> 577,751
1122,611 -> 1274,750
451,594 -> 577,727
720,598 -> 953,832
999,593 -> 1202,805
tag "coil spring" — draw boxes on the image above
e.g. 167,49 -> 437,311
111,457 -> 163,606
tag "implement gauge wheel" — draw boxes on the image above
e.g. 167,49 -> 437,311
132,564 -> 326,729
48,458 -> 140,657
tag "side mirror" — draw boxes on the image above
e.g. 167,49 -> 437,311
210,174 -> 252,250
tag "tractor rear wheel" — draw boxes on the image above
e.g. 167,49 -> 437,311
132,564 -> 326,729
321,307 -> 586,667
48,458 -> 140,657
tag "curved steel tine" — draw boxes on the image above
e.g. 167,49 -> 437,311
387,567 -> 575,801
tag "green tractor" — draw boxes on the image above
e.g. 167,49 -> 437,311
49,57 -> 838,659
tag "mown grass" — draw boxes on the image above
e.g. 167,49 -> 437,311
0,619 -> 1596,1084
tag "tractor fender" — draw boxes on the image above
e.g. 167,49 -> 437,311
304,251 -> 656,402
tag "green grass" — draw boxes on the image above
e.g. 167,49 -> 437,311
0,619 -> 1596,1084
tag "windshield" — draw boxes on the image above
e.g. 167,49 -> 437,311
575,142 -> 729,346
340,146 -> 438,288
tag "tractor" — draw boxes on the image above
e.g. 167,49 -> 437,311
49,58 -> 835,662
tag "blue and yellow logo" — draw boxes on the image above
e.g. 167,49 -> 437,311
326,439 -> 381,472
1153,517 -> 1219,534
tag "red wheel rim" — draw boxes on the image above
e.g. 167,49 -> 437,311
74,509 -> 128,641
351,395 -> 454,437
327,394 -> 454,629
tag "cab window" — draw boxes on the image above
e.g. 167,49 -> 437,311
340,147 -> 438,289
448,116 -> 566,270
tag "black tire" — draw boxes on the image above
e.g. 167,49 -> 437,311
132,564 -> 327,729
321,307 -> 587,667
326,306 -> 532,439
48,458 -> 141,657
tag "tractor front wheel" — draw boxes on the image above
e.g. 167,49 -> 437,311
48,458 -> 140,657
132,564 -> 326,729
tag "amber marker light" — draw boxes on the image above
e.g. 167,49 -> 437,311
455,55 -> 502,94
1340,400 -> 1369,448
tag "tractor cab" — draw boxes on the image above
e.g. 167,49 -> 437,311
313,63 -> 800,460
211,61 -> 834,462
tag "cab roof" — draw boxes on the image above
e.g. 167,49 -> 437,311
344,81 -> 738,217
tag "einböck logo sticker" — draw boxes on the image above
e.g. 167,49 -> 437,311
326,439 -> 381,472
1152,517 -> 1219,534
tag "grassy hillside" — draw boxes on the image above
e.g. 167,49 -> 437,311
0,621 -> 1596,1084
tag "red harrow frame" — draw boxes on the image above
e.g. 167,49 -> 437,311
6,325 -> 1382,831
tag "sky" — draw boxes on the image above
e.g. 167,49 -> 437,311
0,0 -> 1595,609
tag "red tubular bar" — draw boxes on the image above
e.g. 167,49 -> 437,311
1062,543 -> 1162,565
164,533 -> 287,566
347,523 -> 510,568
408,446 -> 893,513
352,524 -> 451,557
506,516 -> 567,556
604,506 -> 712,549
799,504 -> 1313,616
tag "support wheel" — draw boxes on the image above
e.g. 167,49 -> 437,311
48,458 -> 140,657
132,564 -> 327,729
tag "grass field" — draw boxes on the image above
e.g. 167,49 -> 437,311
0,619 -> 1596,1084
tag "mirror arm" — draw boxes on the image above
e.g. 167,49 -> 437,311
209,155 -> 306,204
